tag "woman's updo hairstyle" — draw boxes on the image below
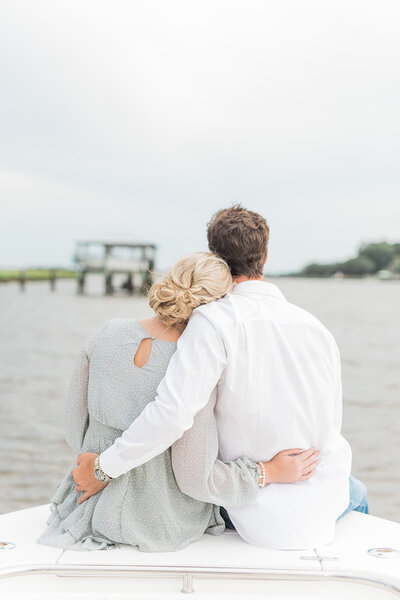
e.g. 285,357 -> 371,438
148,252 -> 234,327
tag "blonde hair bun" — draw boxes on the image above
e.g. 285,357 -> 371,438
148,252 -> 233,326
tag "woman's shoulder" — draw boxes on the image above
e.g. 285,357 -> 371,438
88,318 -> 142,348
97,318 -> 143,338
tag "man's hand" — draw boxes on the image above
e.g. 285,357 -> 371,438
264,448 -> 320,484
72,452 -> 108,504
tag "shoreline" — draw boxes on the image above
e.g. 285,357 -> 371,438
0,269 -> 76,283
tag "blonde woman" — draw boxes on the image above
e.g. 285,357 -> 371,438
38,252 -> 318,552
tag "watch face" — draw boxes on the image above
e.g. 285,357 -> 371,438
94,468 -> 106,482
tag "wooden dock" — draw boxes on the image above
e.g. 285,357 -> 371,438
74,240 -> 157,295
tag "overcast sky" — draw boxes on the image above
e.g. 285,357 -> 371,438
1,0 -> 399,273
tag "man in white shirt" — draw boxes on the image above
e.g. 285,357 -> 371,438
73,206 -> 368,549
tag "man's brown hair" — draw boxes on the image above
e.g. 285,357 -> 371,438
207,205 -> 269,278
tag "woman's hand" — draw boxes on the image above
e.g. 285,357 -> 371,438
262,448 -> 320,484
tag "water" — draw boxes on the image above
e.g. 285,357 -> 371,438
0,277 -> 399,521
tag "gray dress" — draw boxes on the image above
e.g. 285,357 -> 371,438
38,319 -> 259,553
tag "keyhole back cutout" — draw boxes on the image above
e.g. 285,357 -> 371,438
134,337 -> 153,368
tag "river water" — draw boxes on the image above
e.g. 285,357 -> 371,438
0,277 -> 399,521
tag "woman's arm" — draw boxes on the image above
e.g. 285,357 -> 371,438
171,390 -> 320,508
171,389 -> 259,508
64,323 -> 109,454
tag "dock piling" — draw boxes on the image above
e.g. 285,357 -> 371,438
50,269 -> 56,292
19,271 -> 26,292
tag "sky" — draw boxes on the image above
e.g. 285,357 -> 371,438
1,0 -> 399,273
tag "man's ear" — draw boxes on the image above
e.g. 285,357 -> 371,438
264,249 -> 268,264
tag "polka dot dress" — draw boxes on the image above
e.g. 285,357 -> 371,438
37,319 -> 225,552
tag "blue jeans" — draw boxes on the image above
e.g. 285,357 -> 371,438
338,475 -> 369,519
220,475 -> 369,530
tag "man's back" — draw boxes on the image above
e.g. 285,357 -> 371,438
197,280 -> 351,549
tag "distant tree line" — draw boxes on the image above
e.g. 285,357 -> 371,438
301,242 -> 400,277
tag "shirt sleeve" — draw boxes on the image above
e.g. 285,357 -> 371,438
332,340 -> 343,431
171,389 -> 259,508
64,323 -> 109,453
99,311 -> 227,478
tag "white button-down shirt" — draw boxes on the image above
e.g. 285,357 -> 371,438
101,281 -> 351,549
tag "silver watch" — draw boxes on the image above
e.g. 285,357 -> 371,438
94,456 -> 112,483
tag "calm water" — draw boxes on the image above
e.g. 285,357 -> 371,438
0,277 -> 399,521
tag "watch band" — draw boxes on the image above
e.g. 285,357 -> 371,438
94,455 -> 112,483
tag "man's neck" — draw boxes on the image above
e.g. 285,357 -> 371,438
234,275 -> 265,284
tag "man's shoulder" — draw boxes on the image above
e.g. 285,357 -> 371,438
193,293 -> 236,325
192,291 -> 338,351
285,300 -> 322,325
285,300 -> 337,346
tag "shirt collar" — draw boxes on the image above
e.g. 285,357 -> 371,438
232,280 -> 287,301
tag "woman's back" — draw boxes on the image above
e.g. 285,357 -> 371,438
88,319 -> 176,430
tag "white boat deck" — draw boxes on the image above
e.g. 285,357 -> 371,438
1,505 -> 399,598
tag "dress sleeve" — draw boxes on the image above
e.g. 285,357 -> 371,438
171,389 -> 260,508
64,323 -> 108,454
